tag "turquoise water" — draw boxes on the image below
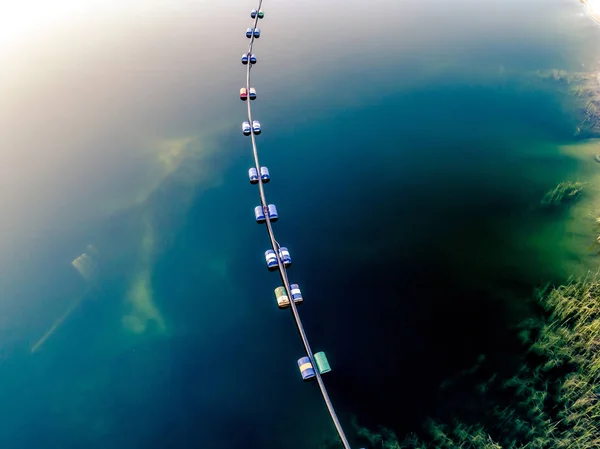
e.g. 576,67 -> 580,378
1,0 -> 600,448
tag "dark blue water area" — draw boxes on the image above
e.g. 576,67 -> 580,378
217,73 -> 585,440
138,78 -> 584,448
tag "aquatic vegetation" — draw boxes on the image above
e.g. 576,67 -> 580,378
351,275 -> 600,449
584,100 -> 600,129
536,68 -> 600,137
540,181 -> 584,206
353,419 -> 504,449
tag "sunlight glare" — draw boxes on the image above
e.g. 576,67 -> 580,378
0,1 -> 100,49
585,0 -> 600,17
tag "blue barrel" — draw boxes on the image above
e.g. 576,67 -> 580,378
297,356 -> 315,380
265,249 -> 278,270
250,54 -> 257,64
252,120 -> 261,135
248,167 -> 259,184
246,27 -> 252,38
279,247 -> 291,267
241,54 -> 249,65
260,166 -> 270,183
242,121 -> 251,136
268,204 -> 278,222
254,206 -> 266,224
290,284 -> 303,304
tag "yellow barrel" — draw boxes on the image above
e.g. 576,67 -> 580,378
274,286 -> 290,308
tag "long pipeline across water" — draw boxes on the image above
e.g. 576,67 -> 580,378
242,2 -> 352,448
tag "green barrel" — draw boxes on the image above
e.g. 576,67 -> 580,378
258,10 -> 264,18
314,351 -> 331,374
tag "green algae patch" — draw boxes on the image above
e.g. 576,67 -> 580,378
541,180 -> 584,206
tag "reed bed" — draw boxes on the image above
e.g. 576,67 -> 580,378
349,274 -> 600,449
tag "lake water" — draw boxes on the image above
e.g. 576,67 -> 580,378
1,0 -> 600,448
